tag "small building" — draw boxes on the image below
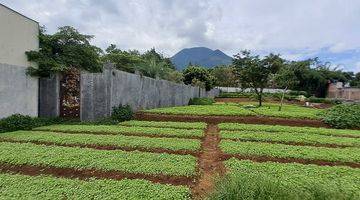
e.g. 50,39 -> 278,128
327,81 -> 360,101
0,3 -> 39,118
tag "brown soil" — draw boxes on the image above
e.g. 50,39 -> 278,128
0,139 -> 200,157
135,112 -> 329,128
0,163 -> 193,186
227,138 -> 356,148
191,124 -> 225,199
221,154 -> 360,168
33,129 -> 203,140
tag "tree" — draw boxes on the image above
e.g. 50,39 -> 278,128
274,64 -> 299,111
350,72 -> 360,87
135,57 -> 170,79
233,50 -> 283,106
183,65 -> 215,91
101,44 -> 142,73
210,65 -> 238,87
26,26 -> 102,77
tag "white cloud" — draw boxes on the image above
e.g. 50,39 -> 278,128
1,0 -> 360,71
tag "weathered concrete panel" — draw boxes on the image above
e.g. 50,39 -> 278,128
0,63 -> 38,118
80,64 -> 220,121
38,74 -> 60,117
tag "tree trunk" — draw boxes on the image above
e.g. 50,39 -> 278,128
278,86 -> 288,111
258,88 -> 263,107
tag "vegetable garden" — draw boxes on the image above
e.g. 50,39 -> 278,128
0,104 -> 359,199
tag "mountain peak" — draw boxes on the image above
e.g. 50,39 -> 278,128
170,47 -> 232,70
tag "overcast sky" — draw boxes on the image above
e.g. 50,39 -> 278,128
2,0 -> 360,72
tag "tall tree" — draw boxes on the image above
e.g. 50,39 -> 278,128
233,50 -> 283,106
26,26 -> 103,77
183,65 -> 215,91
274,64 -> 299,111
101,44 -> 142,73
210,65 -> 238,87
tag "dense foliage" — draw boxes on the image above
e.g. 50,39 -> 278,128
0,131 -> 201,151
0,173 -> 191,199
0,114 -> 67,133
26,26 -> 102,77
188,97 -> 215,105
210,159 -> 360,200
183,65 -> 216,91
120,120 -> 206,129
111,104 -> 133,122
35,125 -> 204,138
0,142 -> 197,176
322,104 -> 360,129
210,65 -> 238,87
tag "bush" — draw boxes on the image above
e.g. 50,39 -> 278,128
0,114 -> 67,133
188,97 -> 215,105
307,97 -> 342,104
322,104 -> 360,129
289,90 -> 309,97
111,104 -> 133,122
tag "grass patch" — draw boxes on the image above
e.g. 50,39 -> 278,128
0,142 -> 197,177
0,131 -> 201,151
209,159 -> 360,200
119,120 -> 206,129
0,173 -> 190,199
220,140 -> 360,163
34,125 -> 204,138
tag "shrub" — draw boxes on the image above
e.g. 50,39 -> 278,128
307,97 -> 342,104
111,104 -> 133,122
289,90 -> 309,97
188,97 -> 215,105
322,104 -> 360,129
0,114 -> 67,133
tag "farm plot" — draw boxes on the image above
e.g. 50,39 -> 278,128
120,120 -> 207,129
219,123 -> 360,137
0,121 -> 208,199
210,159 -> 360,199
145,102 -> 321,120
0,173 -> 190,199
34,124 -> 204,138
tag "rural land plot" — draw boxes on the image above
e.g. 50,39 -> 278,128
0,173 -> 191,199
220,140 -> 360,164
219,123 -> 360,137
215,159 -> 360,199
119,120 -> 207,129
34,125 -> 204,138
0,142 -> 197,177
0,131 -> 201,153
220,130 -> 360,147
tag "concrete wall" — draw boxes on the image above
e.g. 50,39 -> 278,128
0,4 -> 39,118
0,4 -> 39,67
38,74 -> 60,117
80,64 -> 220,121
328,83 -> 360,101
0,63 -> 38,118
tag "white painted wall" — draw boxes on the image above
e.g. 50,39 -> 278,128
0,4 -> 39,118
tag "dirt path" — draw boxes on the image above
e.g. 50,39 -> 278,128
192,123 -> 225,199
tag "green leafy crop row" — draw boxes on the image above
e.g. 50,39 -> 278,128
145,103 -> 321,119
0,173 -> 190,199
210,159 -> 360,200
221,130 -> 360,147
34,125 -> 204,138
119,120 -> 206,129
220,140 -> 360,163
219,123 -> 360,137
0,131 -> 201,151
0,142 -> 197,177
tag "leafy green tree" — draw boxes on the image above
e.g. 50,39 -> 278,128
136,57 -> 170,79
183,65 -> 215,91
101,44 -> 142,73
26,26 -> 102,77
210,65 -> 238,87
233,51 -> 283,106
274,64 -> 299,111
350,72 -> 360,87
